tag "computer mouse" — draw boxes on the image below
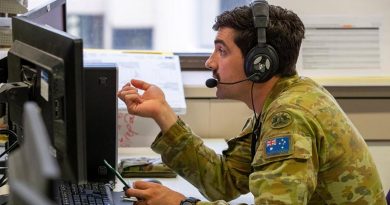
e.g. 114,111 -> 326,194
143,178 -> 162,185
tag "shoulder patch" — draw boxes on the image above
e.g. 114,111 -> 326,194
264,136 -> 292,158
271,111 -> 292,129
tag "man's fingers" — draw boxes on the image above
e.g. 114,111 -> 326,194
119,79 -> 152,94
135,200 -> 147,205
124,181 -> 161,200
118,85 -> 137,98
120,89 -> 138,96
133,181 -> 160,189
131,79 -> 151,91
124,94 -> 142,105
120,86 -> 137,93
118,89 -> 139,101
125,188 -> 149,200
122,82 -> 131,89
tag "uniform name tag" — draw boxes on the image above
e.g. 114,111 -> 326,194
265,136 -> 291,157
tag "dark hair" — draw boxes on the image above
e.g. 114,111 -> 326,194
212,5 -> 305,76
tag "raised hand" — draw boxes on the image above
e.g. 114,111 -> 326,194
117,79 -> 178,133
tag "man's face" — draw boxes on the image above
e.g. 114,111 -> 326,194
205,27 -> 249,100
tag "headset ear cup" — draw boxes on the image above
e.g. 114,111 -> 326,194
244,45 -> 279,83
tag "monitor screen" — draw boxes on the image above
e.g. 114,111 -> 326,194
6,16 -> 86,183
20,0 -> 67,31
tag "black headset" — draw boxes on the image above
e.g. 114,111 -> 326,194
244,0 -> 279,83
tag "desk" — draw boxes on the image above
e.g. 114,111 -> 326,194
0,139 -> 254,204
0,49 -> 8,60
116,138 -> 254,205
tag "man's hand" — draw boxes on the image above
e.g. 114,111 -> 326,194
117,79 -> 177,133
125,181 -> 186,205
118,79 -> 166,118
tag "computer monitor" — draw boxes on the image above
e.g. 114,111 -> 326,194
6,16 -> 86,183
8,102 -> 59,205
20,0 -> 67,32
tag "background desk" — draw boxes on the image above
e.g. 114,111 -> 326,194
116,138 -> 254,205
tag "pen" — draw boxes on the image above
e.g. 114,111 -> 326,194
103,159 -> 131,191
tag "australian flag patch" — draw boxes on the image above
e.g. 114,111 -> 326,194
264,136 -> 291,158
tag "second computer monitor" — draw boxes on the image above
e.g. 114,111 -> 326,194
21,0 -> 67,31
7,16 -> 86,183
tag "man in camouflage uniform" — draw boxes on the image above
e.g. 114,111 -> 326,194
117,2 -> 386,205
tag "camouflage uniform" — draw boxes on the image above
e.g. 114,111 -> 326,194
151,75 -> 386,204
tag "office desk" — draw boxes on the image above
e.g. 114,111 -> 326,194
116,138 -> 254,205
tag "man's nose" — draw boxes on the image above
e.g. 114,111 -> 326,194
205,53 -> 216,70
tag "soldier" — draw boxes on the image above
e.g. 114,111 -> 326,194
117,1 -> 386,205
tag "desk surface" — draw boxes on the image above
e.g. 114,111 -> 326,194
117,138 -> 254,204
0,139 -> 253,204
0,49 -> 8,60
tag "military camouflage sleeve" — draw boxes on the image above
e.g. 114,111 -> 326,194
151,118 -> 253,203
250,106 -> 319,204
197,201 -> 248,205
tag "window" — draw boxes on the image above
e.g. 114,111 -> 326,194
220,0 -> 251,11
112,28 -> 153,50
67,15 -> 103,48
66,0 -> 249,51
65,0 -> 390,75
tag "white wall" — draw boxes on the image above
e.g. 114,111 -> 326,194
367,141 -> 390,193
154,0 -> 198,51
107,0 -> 154,27
268,0 -> 390,76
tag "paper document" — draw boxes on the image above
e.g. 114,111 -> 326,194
84,50 -> 186,114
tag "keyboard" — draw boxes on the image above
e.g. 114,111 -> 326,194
56,181 -> 114,205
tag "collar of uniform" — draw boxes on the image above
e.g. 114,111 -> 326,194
261,74 -> 300,121
237,116 -> 256,138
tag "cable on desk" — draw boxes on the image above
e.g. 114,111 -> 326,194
0,129 -> 19,159
0,174 -> 6,187
0,141 -> 18,159
0,129 -> 19,188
